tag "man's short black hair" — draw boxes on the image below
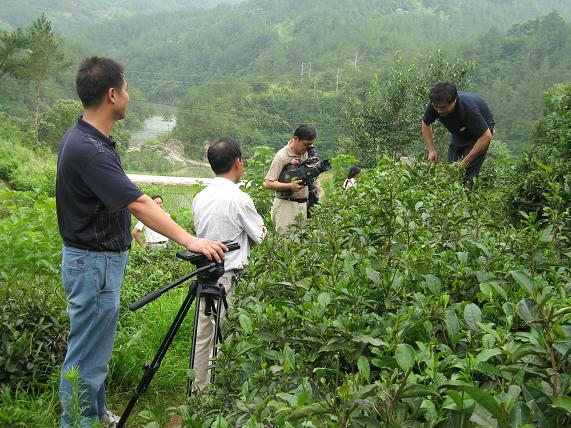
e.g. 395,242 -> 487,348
76,57 -> 125,108
429,81 -> 458,104
207,137 -> 242,174
150,195 -> 163,201
293,124 -> 317,141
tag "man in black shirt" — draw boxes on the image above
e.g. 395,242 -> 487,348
56,57 -> 226,428
421,81 -> 495,182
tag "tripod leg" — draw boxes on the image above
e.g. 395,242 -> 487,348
209,296 -> 224,384
117,282 -> 197,428
187,284 -> 203,395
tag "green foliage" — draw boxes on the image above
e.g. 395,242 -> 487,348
0,27 -> 28,80
188,159 -> 569,427
0,191 -> 65,391
123,142 -> 180,174
345,51 -> 475,165
38,99 -> 82,151
0,138 -> 56,195
507,84 -> 571,221
242,145 -> 275,222
461,12 -> 571,149
173,83 -> 346,159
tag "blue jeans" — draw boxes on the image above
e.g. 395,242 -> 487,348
59,246 -> 128,428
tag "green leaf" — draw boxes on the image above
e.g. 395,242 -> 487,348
511,271 -> 536,296
352,416 -> 383,427
395,343 -> 415,371
474,348 -> 502,366
255,331 -> 277,342
317,292 -> 331,307
365,267 -> 381,284
355,383 -> 377,399
445,309 -> 460,338
238,313 -> 254,335
353,335 -> 388,347
521,384 -> 559,427
289,402 -> 328,419
504,385 -> 521,409
552,396 -> 571,414
458,385 -> 508,428
210,416 -> 229,428
357,355 -> 370,380
400,383 -> 439,399
538,225 -> 553,243
509,402 -> 530,428
516,299 -> 536,323
423,274 -> 442,295
276,392 -> 298,407
464,303 -> 482,332
510,343 -> 545,363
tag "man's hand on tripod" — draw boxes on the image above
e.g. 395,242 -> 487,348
185,237 -> 227,263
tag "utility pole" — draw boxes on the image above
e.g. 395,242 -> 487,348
301,62 -> 304,76
354,50 -> 358,70
336,68 -> 340,92
308,62 -> 312,78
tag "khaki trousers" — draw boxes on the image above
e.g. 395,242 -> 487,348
271,197 -> 307,235
193,270 -> 236,391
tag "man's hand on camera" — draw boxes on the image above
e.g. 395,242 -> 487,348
289,179 -> 304,192
185,237 -> 227,263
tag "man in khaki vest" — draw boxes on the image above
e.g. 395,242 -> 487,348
264,124 -> 316,234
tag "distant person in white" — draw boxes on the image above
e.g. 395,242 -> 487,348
342,164 -> 361,190
132,195 -> 170,249
191,137 -> 267,391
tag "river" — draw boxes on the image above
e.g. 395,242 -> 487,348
130,115 -> 176,149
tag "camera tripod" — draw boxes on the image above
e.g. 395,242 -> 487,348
117,243 -> 239,428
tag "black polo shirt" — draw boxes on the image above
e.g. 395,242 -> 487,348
56,116 -> 143,251
423,91 -> 495,146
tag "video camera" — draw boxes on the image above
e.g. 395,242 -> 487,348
278,144 -> 331,186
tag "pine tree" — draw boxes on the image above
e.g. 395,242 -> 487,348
16,14 -> 70,141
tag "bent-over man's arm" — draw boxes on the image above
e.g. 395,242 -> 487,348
459,128 -> 493,168
421,121 -> 438,165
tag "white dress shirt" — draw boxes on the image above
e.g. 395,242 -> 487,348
192,177 -> 266,271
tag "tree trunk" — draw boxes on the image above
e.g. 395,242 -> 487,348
35,80 -> 41,142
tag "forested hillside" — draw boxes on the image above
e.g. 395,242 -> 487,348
60,0 -> 571,154
72,0 -> 571,99
458,12 -> 571,148
0,0 -> 243,31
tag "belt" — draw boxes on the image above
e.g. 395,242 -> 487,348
278,197 -> 308,203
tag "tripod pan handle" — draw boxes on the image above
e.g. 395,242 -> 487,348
129,289 -> 162,311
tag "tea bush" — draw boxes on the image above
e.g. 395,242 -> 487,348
188,160 -> 571,427
0,191 -> 66,389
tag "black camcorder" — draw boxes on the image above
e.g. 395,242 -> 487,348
278,144 -> 331,187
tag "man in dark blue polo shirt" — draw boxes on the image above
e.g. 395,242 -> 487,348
421,81 -> 495,183
56,57 -> 226,428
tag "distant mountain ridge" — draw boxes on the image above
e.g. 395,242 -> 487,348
66,0 -> 571,101
0,0 -> 244,31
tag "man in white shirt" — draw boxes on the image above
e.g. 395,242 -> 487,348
192,137 -> 267,390
132,195 -> 170,249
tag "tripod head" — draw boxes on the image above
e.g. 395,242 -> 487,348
177,241 -> 240,283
